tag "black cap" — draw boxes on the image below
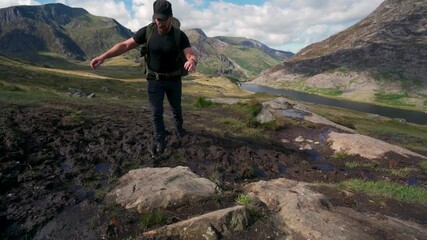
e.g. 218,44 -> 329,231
153,0 -> 172,20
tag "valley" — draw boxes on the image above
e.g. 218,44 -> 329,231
1,1 -> 427,239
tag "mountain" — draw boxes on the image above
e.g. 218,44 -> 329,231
251,0 -> 427,111
0,3 -> 292,80
0,3 -> 133,61
185,28 -> 293,80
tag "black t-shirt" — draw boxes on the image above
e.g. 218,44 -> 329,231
133,25 -> 191,73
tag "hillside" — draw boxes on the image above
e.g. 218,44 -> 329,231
251,0 -> 427,111
0,3 -> 133,61
185,28 -> 293,80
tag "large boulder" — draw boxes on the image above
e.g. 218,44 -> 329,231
327,131 -> 427,159
108,166 -> 219,213
244,178 -> 427,240
143,205 -> 250,240
257,97 -> 355,133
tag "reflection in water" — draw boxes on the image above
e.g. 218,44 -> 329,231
95,162 -> 111,173
306,149 -> 336,172
254,167 -> 267,178
407,176 -> 417,186
278,163 -> 287,174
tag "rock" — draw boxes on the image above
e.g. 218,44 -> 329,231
294,136 -> 305,142
327,131 -> 427,160
108,166 -> 220,213
256,107 -> 275,123
299,144 -> 312,150
67,87 -> 87,98
87,93 -> 96,99
244,178 -> 427,240
143,206 -> 250,240
260,97 -> 355,133
263,97 -> 295,110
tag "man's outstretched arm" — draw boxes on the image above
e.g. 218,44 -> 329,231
90,37 -> 140,70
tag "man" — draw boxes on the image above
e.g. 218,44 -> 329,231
90,0 -> 197,156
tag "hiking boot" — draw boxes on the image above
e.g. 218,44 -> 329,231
176,126 -> 185,138
156,140 -> 165,154
150,139 -> 165,157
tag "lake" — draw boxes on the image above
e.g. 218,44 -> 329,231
241,84 -> 427,125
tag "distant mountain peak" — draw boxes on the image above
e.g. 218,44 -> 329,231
0,3 -> 133,61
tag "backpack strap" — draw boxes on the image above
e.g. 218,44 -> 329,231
144,23 -> 156,69
173,27 -> 181,52
145,22 -> 156,44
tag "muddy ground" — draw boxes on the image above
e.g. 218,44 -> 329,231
0,102 -> 426,239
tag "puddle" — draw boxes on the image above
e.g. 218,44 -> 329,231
318,129 -> 332,145
60,162 -> 73,170
278,163 -> 287,174
311,162 -> 335,172
95,162 -> 111,173
69,184 -> 94,200
306,149 -> 335,172
306,149 -> 322,161
407,176 -> 417,186
254,167 -> 267,178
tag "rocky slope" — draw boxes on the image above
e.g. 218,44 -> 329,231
0,3 -> 133,60
251,0 -> 427,110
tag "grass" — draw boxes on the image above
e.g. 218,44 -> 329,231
305,87 -> 343,97
235,193 -> 252,206
336,179 -> 427,204
419,161 -> 427,173
379,167 -> 415,178
138,211 -> 167,229
331,151 -> 350,161
345,162 -> 377,169
374,91 -> 416,107
194,96 -> 214,109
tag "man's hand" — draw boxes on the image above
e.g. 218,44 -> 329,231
184,59 -> 196,72
90,57 -> 104,70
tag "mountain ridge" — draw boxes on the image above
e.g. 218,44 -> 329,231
251,0 -> 427,111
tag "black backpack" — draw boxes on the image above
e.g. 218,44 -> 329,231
140,18 -> 188,77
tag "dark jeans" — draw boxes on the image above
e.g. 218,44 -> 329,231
147,75 -> 183,141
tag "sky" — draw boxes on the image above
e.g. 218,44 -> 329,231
0,0 -> 384,53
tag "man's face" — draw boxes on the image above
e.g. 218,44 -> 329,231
154,17 -> 172,34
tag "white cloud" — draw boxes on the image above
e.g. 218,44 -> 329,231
60,0 -> 132,27
0,0 -> 385,53
0,0 -> 40,8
